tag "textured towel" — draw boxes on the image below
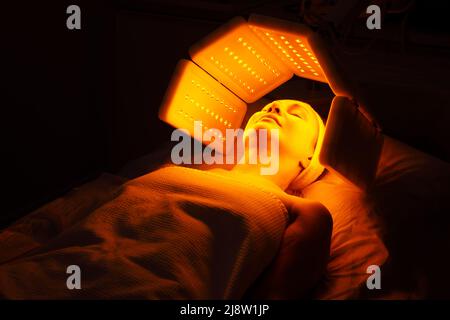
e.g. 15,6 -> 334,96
287,100 -> 326,192
0,166 -> 288,299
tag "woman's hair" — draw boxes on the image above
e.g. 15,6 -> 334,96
286,101 -> 326,194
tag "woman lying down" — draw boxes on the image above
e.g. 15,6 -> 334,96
0,100 -> 332,299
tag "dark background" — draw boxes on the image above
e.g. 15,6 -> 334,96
2,0 -> 450,228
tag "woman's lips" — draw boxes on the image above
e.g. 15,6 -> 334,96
258,115 -> 282,127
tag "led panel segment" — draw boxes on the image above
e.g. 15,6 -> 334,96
189,17 -> 293,103
320,96 -> 383,190
159,59 -> 247,141
248,14 -> 327,83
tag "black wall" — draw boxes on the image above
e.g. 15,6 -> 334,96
2,1 -> 106,226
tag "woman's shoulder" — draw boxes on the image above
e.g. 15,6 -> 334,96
281,193 -> 331,225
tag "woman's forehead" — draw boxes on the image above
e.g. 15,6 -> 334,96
263,100 -> 313,112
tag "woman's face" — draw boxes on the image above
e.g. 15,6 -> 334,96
244,100 -> 319,163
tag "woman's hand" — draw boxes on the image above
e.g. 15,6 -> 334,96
245,200 -> 332,299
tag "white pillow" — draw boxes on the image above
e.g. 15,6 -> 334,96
302,167 -> 388,299
303,136 -> 450,299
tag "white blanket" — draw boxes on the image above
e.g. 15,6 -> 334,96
0,166 -> 288,299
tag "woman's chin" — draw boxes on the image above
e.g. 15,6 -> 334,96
250,121 -> 279,131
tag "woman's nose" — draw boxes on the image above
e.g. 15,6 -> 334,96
266,103 -> 281,114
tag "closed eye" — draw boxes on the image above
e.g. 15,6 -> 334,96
288,104 -> 309,121
292,113 -> 304,119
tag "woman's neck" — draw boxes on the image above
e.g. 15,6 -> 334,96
230,161 -> 297,191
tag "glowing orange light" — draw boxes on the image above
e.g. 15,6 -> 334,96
248,14 -> 327,83
159,16 -> 382,190
189,17 -> 293,103
159,59 -> 247,138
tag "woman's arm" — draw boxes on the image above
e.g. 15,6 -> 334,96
245,199 -> 332,299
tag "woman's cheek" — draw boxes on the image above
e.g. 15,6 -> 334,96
246,114 -> 260,129
277,131 -> 289,151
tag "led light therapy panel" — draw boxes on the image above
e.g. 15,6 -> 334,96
320,96 -> 383,190
248,14 -> 327,83
159,59 -> 247,140
189,17 -> 293,103
159,16 -> 382,189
